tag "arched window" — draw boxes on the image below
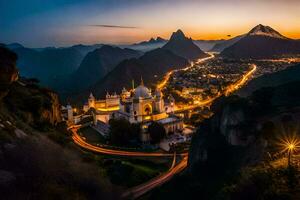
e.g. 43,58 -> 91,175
144,105 -> 152,115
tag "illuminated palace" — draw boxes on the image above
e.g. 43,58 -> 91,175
84,80 -> 183,142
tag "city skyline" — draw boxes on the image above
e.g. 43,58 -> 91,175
1,0 -> 300,47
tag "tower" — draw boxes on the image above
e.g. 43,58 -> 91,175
88,93 -> 95,108
66,104 -> 74,124
155,89 -> 164,113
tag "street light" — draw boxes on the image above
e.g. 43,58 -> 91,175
280,138 -> 299,168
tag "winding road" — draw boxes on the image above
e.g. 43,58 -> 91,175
71,127 -> 188,199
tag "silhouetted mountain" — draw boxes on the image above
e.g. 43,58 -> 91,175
87,48 -> 189,99
11,46 -> 84,85
221,24 -> 300,59
210,35 -> 245,52
162,29 -> 208,60
70,45 -> 142,91
71,44 -> 103,56
135,37 -> 167,46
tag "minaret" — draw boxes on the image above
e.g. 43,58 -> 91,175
155,89 -> 164,113
132,80 -> 135,91
140,76 -> 144,86
88,93 -> 95,108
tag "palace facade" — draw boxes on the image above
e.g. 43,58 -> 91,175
83,80 -> 183,142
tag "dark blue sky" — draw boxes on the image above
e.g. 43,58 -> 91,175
1,0 -> 299,47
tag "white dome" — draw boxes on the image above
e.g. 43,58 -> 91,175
134,85 -> 151,99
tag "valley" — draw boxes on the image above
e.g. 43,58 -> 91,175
1,13 -> 300,200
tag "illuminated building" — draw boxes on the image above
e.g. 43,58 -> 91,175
113,79 -> 183,142
83,92 -> 120,112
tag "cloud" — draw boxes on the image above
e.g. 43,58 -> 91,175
89,24 -> 139,29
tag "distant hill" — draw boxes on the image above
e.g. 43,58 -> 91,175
210,35 -> 244,52
70,44 -> 103,56
11,46 -> 84,85
238,63 -> 300,96
193,39 -> 224,52
86,48 -> 189,99
5,43 -> 24,50
127,37 -> 168,52
70,45 -> 142,91
162,29 -> 208,60
134,37 -> 167,46
221,24 -> 300,59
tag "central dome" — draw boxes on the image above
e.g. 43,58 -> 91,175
134,85 -> 151,99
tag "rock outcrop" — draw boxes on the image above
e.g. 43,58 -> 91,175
0,46 -> 61,126
0,46 -> 18,99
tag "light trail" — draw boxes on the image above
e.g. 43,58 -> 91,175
224,64 -> 257,96
122,155 -> 188,199
157,53 -> 215,90
72,128 -> 188,157
175,64 -> 257,112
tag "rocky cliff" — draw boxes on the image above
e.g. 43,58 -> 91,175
188,96 -> 264,173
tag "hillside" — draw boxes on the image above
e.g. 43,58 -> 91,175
0,46 -> 117,199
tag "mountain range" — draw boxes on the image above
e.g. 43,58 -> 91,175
4,25 -> 300,103
69,45 -> 142,91
11,46 -> 84,85
221,24 -> 300,59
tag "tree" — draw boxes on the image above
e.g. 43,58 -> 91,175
130,123 -> 141,141
109,118 -> 131,146
148,122 -> 166,144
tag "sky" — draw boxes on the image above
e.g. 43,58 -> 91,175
1,0 -> 300,47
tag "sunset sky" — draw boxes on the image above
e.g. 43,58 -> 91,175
1,0 -> 300,47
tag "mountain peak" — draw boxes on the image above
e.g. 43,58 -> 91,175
170,29 -> 186,40
248,24 -> 286,39
149,38 -> 156,42
156,37 -> 166,42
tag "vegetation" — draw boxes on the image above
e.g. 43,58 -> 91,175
109,118 -> 141,146
148,122 -> 166,144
